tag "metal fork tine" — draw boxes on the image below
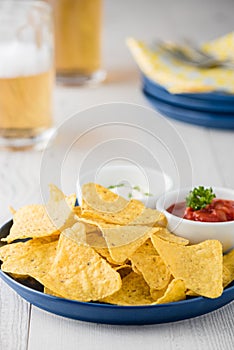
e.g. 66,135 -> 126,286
153,40 -> 234,68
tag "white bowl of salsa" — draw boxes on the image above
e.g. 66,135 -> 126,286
156,187 -> 234,252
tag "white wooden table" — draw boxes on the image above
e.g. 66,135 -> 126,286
0,1 -> 234,349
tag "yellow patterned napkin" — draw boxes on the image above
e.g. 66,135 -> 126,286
127,33 -> 234,94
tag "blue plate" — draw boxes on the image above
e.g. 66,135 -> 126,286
0,220 -> 234,325
142,75 -> 234,102
143,75 -> 234,112
143,90 -> 234,129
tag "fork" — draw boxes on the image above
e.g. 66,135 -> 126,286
155,40 -> 234,69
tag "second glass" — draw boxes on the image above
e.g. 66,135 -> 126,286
49,0 -> 106,85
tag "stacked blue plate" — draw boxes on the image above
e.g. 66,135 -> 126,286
142,75 -> 234,129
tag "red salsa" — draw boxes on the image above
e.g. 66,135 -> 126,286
167,199 -> 234,222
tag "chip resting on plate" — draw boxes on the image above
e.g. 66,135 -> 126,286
151,234 -> 223,298
130,239 -> 171,290
155,279 -> 186,304
0,238 -> 58,284
82,183 -> 128,213
41,227 -> 122,302
99,225 -> 158,264
223,249 -> 234,287
101,271 -> 155,306
2,185 -> 76,243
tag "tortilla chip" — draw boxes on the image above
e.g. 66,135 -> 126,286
82,199 -> 145,225
62,222 -> 87,244
129,207 -> 167,227
82,183 -> 127,213
44,287 -> 63,298
154,228 -> 189,245
186,290 -> 200,297
65,193 -> 77,209
46,184 -> 77,230
130,240 -> 171,290
151,235 -> 223,298
41,233 -> 122,302
101,272 -> 155,305
2,185 -> 76,243
100,226 -> 156,264
150,288 -> 167,300
0,239 -> 58,284
155,279 -> 186,304
94,247 -> 121,265
0,236 -> 57,261
223,249 -> 234,287
78,216 -> 117,229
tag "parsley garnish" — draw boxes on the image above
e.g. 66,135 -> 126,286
186,186 -> 216,210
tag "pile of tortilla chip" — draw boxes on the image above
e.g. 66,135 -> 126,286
0,183 -> 234,306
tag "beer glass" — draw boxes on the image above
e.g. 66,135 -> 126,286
49,0 -> 106,85
0,1 -> 54,150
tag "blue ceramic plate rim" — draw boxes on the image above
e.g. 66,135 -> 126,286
143,77 -> 234,113
0,220 -> 234,325
142,74 -> 234,102
143,90 -> 234,129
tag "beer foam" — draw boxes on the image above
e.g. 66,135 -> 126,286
0,41 -> 51,78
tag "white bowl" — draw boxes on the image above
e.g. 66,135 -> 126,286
77,165 -> 173,209
156,187 -> 234,252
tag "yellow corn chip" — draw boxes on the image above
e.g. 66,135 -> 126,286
82,199 -> 145,225
130,243 -> 171,290
154,227 -> 189,245
94,247 -> 121,265
0,236 -> 57,261
185,265 -> 229,296
78,216 -> 117,228
101,272 -> 155,305
223,249 -> 234,287
155,279 -> 186,304
129,207 -> 167,227
1,239 -> 58,284
82,183 -> 128,213
151,235 -> 223,298
1,205 -> 59,243
186,290 -> 200,297
44,287 -> 63,298
100,226 -> 157,264
3,185 -> 76,243
41,233 -> 122,302
62,222 -> 87,244
150,287 -> 168,300
46,184 -> 77,231
65,193 -> 77,209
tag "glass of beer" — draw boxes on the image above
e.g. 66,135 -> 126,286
0,1 -> 54,150
48,0 -> 106,86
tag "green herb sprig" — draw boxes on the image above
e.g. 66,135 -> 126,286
185,186 -> 216,210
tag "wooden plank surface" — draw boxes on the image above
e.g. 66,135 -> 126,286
28,303 -> 234,350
